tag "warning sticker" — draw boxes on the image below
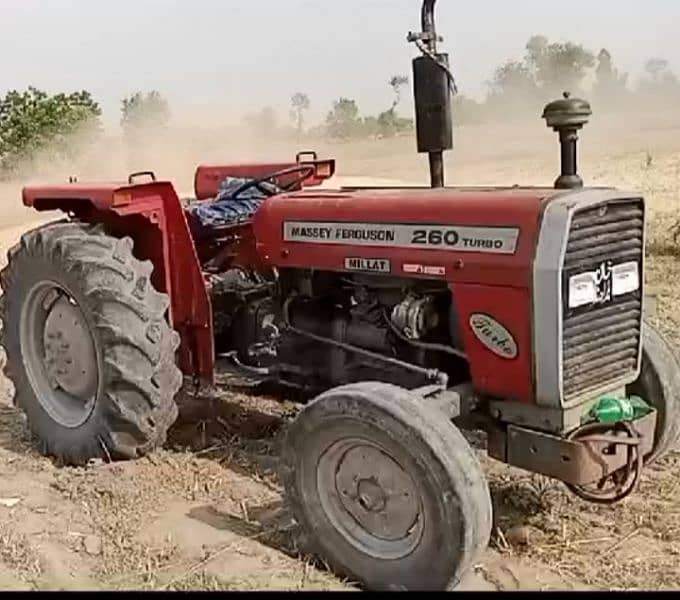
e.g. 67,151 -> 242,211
283,221 -> 519,254
403,264 -> 446,276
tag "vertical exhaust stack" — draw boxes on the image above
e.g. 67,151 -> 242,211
409,0 -> 454,188
542,92 -> 593,189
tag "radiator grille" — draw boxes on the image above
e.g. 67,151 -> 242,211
561,200 -> 644,403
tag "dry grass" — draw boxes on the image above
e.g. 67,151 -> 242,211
36,389 -> 308,590
0,525 -> 42,583
486,451 -> 680,590
160,569 -> 347,592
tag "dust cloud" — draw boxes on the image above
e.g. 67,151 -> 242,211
4,89 -> 680,200
3,39 -> 680,225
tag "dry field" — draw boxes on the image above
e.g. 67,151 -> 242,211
0,111 -> 680,590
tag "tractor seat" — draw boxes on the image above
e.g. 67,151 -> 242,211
185,176 -> 280,239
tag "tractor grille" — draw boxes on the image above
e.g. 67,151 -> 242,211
561,199 -> 644,403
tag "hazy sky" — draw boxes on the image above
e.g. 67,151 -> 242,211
3,0 -> 680,127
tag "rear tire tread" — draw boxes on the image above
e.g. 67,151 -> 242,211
0,221 -> 182,465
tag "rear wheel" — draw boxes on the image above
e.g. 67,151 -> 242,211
280,382 -> 492,591
627,320 -> 680,463
0,221 -> 183,465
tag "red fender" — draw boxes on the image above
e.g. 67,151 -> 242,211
23,181 -> 215,383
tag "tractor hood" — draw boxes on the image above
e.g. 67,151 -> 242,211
253,185 -> 586,287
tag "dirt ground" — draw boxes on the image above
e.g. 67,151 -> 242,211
1,114 -> 680,591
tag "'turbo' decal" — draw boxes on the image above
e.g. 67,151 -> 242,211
469,313 -> 518,360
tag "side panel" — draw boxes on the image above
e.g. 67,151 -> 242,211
253,188 -> 549,404
112,183 -> 213,382
453,284 -> 534,403
253,190 -> 546,288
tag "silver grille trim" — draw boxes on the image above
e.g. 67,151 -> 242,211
533,189 -> 645,409
561,200 -> 644,402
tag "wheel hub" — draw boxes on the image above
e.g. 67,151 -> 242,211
317,438 -> 423,559
43,296 -> 98,400
19,282 -> 99,429
356,478 -> 387,513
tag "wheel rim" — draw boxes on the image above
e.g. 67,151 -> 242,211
316,437 -> 424,560
19,281 -> 99,429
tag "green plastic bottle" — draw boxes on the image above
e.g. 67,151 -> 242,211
589,395 -> 651,424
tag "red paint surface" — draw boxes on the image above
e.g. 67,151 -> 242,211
24,183 -> 119,210
254,187 -> 549,287
194,159 -> 334,200
453,284 -> 534,403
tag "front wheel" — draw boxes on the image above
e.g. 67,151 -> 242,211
627,320 -> 680,463
280,382 -> 492,591
0,221 -> 183,465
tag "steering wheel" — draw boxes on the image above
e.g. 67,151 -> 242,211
229,164 -> 316,200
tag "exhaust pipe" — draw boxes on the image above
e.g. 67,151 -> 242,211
409,0 -> 453,189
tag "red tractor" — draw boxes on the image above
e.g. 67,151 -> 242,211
1,0 -> 679,591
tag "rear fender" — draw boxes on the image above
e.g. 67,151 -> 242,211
23,182 -> 214,383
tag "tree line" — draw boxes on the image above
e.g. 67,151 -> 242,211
0,89 -> 171,179
2,34 -> 679,178
462,35 -> 680,123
